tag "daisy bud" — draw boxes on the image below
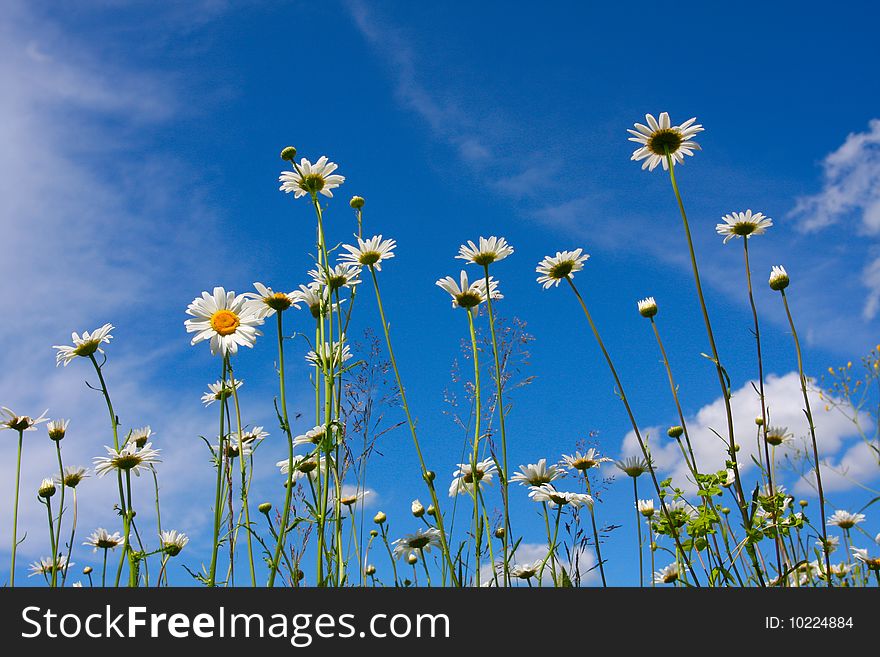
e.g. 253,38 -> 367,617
373,511 -> 387,524
721,507 -> 730,515
365,564 -> 376,576
494,526 -> 505,539
667,425 -> 684,439
411,499 -> 425,517
370,529 -> 378,538
637,296 -> 658,318
637,499 -> 655,517
258,502 -> 272,514
38,478 -> 56,498
47,419 -> 69,441
799,500 -> 808,508
83,566 -> 93,575
294,570 -> 305,582
349,195 -> 365,209
768,265 -> 789,291
407,553 -> 418,565
755,417 -> 764,426
424,470 -> 436,483
280,146 -> 297,161
426,504 -> 436,517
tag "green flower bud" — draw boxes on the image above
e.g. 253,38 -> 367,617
258,502 -> 272,514
349,196 -> 365,209
667,425 -> 684,439
373,511 -> 387,524
280,146 -> 297,161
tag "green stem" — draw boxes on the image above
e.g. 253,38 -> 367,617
583,474 -> 607,586
633,478 -> 644,587
228,359 -> 256,586
466,307 -> 482,587
44,498 -> 57,587
207,357 -> 228,587
52,442 -> 64,587
10,431 -> 23,587
62,488 -> 78,587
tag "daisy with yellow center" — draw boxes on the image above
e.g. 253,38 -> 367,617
245,282 -> 299,318
52,323 -> 114,366
340,235 -> 397,270
628,112 -> 703,171
436,271 -> 502,309
278,156 -> 345,199
448,457 -> 497,496
561,448 -> 611,472
716,209 -> 773,243
456,236 -> 514,266
535,249 -> 590,288
184,287 -> 264,356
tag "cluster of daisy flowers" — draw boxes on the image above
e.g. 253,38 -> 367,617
6,113 -> 880,589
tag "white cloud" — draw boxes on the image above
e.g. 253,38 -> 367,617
479,541 -> 599,587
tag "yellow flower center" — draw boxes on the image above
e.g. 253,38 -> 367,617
210,309 -> 240,336
647,128 -> 683,156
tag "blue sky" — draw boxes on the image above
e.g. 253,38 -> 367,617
2,0 -> 879,586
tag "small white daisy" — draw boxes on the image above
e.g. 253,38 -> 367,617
201,378 -> 243,406
279,156 -> 345,199
765,426 -> 792,447
816,536 -> 840,554
292,424 -> 331,449
160,530 -> 189,556
83,528 -> 123,551
58,466 -> 89,488
0,407 -> 49,432
716,210 -> 773,243
93,442 -> 161,477
277,454 -> 331,483
653,562 -> 680,584
449,457 -> 498,497
391,527 -> 442,561
306,340 -> 352,370
851,547 -> 880,570
28,555 -> 72,578
238,426 -> 269,443
637,297 -> 658,318
827,510 -> 866,530
527,484 -> 593,509
509,459 -> 565,487
47,418 -> 70,441
127,426 -> 154,448
628,112 -> 703,172
291,283 -> 343,318
535,249 -> 590,288
184,287 -> 264,357
560,448 -> 611,472
436,271 -> 502,309
309,263 -> 362,290
340,235 -> 397,270
52,323 -> 114,366
456,236 -> 514,266
768,265 -> 789,291
637,499 -> 655,517
245,282 -> 299,317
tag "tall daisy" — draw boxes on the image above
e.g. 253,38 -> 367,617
391,528 -> 442,561
279,156 -> 345,199
527,484 -> 593,509
184,287 -> 264,356
201,378 -> 243,406
306,340 -> 352,370
535,249 -> 590,288
160,530 -> 189,557
510,459 -> 565,487
1,407 -> 49,432
653,562 -> 680,585
84,528 -> 123,551
310,263 -> 362,290
245,282 -> 299,318
93,442 -> 161,478
627,112 -> 703,171
560,448 -> 611,472
716,210 -> 773,243
448,458 -> 497,497
291,283 -> 341,318
340,235 -> 397,270
436,271 -> 501,309
52,323 -> 114,367
827,510 -> 865,530
456,236 -> 514,266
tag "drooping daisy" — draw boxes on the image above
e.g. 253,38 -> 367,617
560,448 -> 611,472
436,271 -> 502,309
616,456 -> 650,478
716,210 -> 773,243
127,426 -> 154,448
456,236 -> 514,266
448,457 -> 498,496
84,528 -> 123,551
160,530 -> 189,557
245,282 -> 299,318
29,555 -> 72,577
527,484 -> 593,509
509,459 -> 565,487
309,263 -> 362,290
52,323 -> 114,366
201,378 -> 243,406
216,437 -> 254,460
827,510 -> 866,530
765,426 -> 792,447
184,287 -> 264,356
653,562 -> 680,585
768,265 -> 789,291
59,466 -> 88,488
535,249 -> 589,289
391,527 -> 442,561
276,454 -> 318,482
851,547 -> 880,570
279,156 -> 345,199
291,283 -> 343,318
628,112 -> 704,172
637,499 -> 655,517
637,297 -> 658,318
306,340 -> 353,370
339,235 -> 397,270
0,407 -> 49,432
47,418 -> 69,441
508,559 -> 544,580
93,442 -> 161,477
292,424 -> 331,450
238,426 -> 269,443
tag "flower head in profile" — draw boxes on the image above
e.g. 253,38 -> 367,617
827,510 -> 865,530
47,418 -> 69,441
238,426 -> 269,444
765,426 -> 792,447
1,407 -> 49,433
245,282 -> 299,317
456,236 -> 514,266
637,499 -> 655,517
391,527 -> 442,561
184,287 -> 264,356
29,556 -> 72,578
535,249 -> 589,288
448,457 -> 498,496
306,340 -> 352,370
84,528 -> 123,551
292,424 -> 333,451
509,459 -> 565,487
310,263 -> 362,291
59,466 -> 89,488
561,448 -> 611,472
291,283 -> 342,318
340,235 -> 397,270
716,210 -> 773,243
201,378 -> 243,406
637,297 -> 658,318
127,426 -> 154,449
768,265 -> 789,291
52,323 -> 114,366
336,489 -> 371,509
93,443 -> 161,477
508,559 -> 544,581
816,536 -> 840,554
436,271 -> 502,309
160,530 -> 189,557
851,547 -> 880,570
528,484 -> 593,509
653,562 -> 680,585
628,112 -> 703,171
38,478 -> 56,498
616,456 -> 650,478
216,436 -> 254,460
279,156 -> 345,199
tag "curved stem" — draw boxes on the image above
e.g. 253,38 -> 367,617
466,307 -> 482,587
52,441 -> 65,587
207,357 -> 228,587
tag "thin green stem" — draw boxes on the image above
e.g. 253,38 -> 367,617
583,474 -> 607,586
44,498 -> 57,587
207,357 -> 228,587
228,360 -> 256,586
10,431 -> 23,587
466,307 -> 482,587
62,488 -> 78,587
52,442 -> 64,587
633,478 -> 644,587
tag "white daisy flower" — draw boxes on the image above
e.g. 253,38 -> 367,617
160,530 -> 189,556
560,448 -> 611,472
637,499 -> 655,517
245,282 -> 299,317
637,297 -> 658,318
527,483 -> 593,509
127,426 -> 154,448
765,426 -> 792,447
306,340 -> 352,370
38,478 -> 56,498
83,528 -> 123,551
309,263 -> 362,290
827,510 -> 866,529
277,454 -> 331,483
653,562 -> 680,584
0,407 -> 49,432
391,527 -> 442,561
216,436 -> 254,460
336,490 -> 371,509
535,249 -> 590,288
52,323 -> 114,366
851,547 -> 880,570
201,378 -> 243,406
238,426 -> 269,443
290,283 -> 343,318
508,559 -> 544,580
93,442 -> 161,477
184,287 -> 264,357
456,236 -> 514,266
340,235 -> 397,270
816,536 -> 840,554
292,424 -> 330,450
279,156 -> 345,199
716,210 -> 773,243
436,271 -> 502,309
448,457 -> 498,497
47,418 -> 70,441
616,456 -> 650,478
509,459 -> 565,487
768,265 -> 789,291
58,466 -> 89,488
628,112 -> 703,171
28,555 -> 72,578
